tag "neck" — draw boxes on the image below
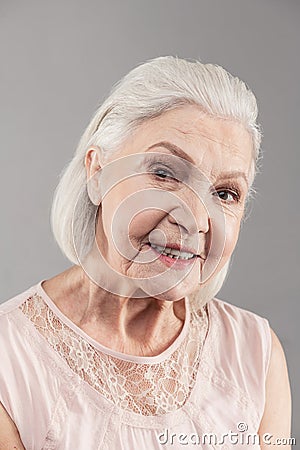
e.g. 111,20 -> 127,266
42,265 -> 186,357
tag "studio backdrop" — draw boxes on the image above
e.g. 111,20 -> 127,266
0,0 -> 299,440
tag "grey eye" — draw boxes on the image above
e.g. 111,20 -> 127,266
154,168 -> 175,179
214,189 -> 239,203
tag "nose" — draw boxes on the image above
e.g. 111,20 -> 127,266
168,192 -> 210,235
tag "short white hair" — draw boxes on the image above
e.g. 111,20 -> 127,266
50,56 -> 262,304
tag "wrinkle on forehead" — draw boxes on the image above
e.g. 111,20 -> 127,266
171,116 -> 252,155
169,119 -> 254,186
171,126 -> 247,159
117,106 -> 254,181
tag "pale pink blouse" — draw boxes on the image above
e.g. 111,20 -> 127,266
0,281 -> 271,450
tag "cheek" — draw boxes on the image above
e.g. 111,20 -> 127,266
221,217 -> 241,260
128,210 -> 166,245
101,196 -> 168,258
99,182 -> 136,241
202,214 -> 241,283
102,180 -> 175,250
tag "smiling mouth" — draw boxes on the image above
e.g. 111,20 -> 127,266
149,242 -> 203,260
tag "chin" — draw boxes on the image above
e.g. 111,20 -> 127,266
135,276 -> 198,302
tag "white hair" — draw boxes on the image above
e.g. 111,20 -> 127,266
50,56 -> 262,303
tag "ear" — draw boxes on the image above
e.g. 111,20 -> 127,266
85,146 -> 102,205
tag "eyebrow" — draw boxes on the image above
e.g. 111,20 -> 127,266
145,141 -> 249,187
146,141 -> 195,164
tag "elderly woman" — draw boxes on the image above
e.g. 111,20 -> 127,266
0,57 -> 291,449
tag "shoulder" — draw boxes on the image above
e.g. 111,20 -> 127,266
265,328 -> 291,401
0,282 -> 41,355
207,297 -> 272,377
267,329 -> 291,401
210,296 -> 268,322
0,282 -> 65,449
0,282 -> 40,317
0,283 -> 41,425
209,297 -> 271,342
258,327 -> 291,443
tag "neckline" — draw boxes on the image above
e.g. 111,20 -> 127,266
36,279 -> 191,364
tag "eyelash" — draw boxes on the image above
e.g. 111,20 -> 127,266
151,166 -> 179,182
151,166 -> 242,203
213,185 -> 241,204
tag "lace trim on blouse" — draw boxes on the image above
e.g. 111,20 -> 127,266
19,293 -> 208,416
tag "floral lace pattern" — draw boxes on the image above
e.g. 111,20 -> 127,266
20,293 -> 208,416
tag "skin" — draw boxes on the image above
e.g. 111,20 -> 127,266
83,107 -> 251,302
44,105 -> 254,355
0,402 -> 25,450
259,329 -> 292,448
0,105 -> 291,447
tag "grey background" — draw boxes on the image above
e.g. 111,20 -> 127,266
0,0 -> 299,440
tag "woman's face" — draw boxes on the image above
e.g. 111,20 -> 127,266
85,105 -> 254,300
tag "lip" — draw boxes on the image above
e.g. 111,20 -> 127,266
148,242 -> 206,260
148,245 -> 196,269
156,242 -> 199,255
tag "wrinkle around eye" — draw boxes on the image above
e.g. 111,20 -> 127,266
147,174 -> 184,191
141,152 -> 191,179
217,197 -> 246,216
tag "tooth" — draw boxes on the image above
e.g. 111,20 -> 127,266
152,244 -> 164,252
150,243 -> 195,260
170,248 -> 181,256
180,251 -> 193,259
